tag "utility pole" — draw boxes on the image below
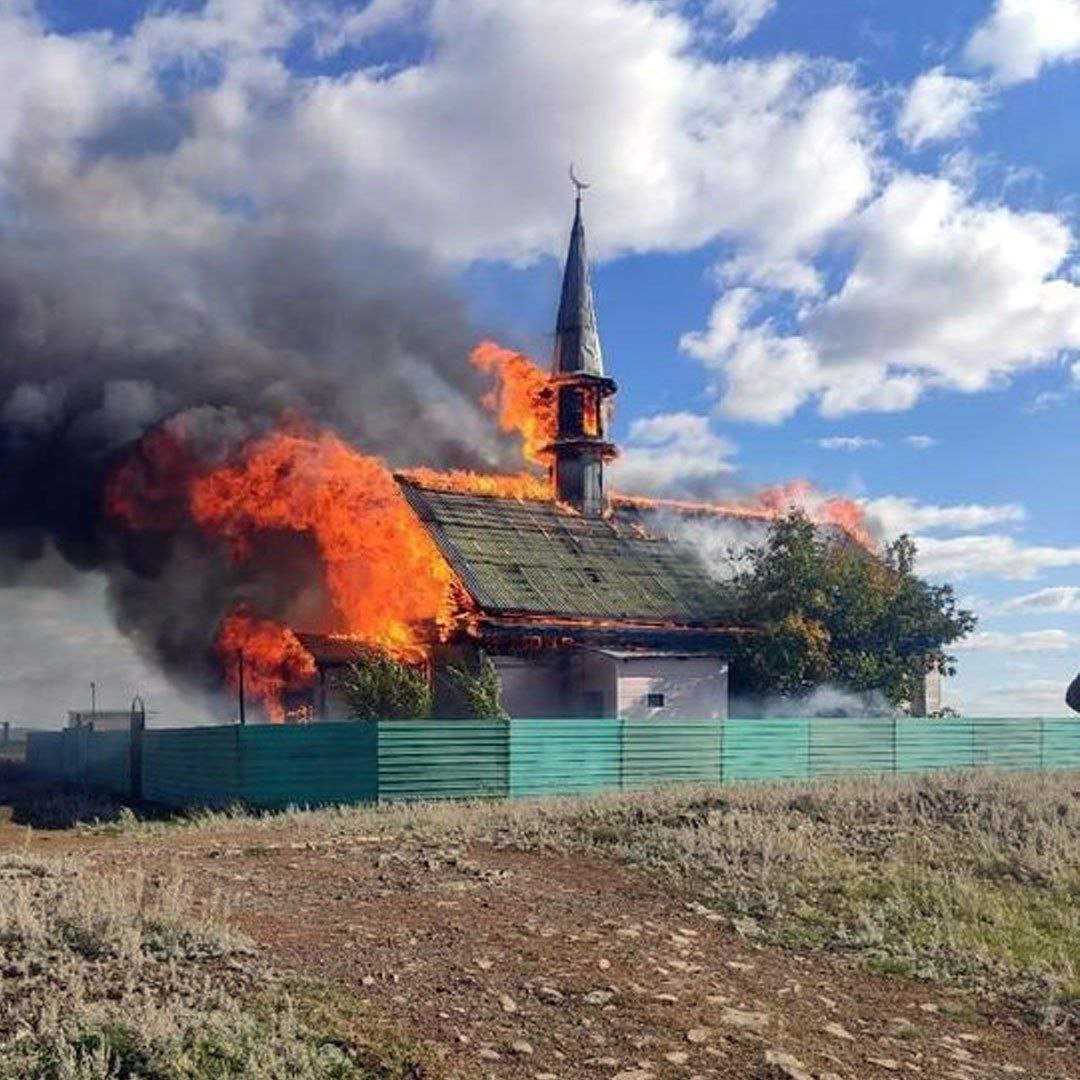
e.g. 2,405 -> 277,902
237,651 -> 246,726
90,681 -> 96,719
129,696 -> 146,803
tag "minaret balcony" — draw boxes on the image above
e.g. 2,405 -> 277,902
545,435 -> 619,462
550,372 -> 617,395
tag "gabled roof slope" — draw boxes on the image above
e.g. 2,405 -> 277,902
399,481 -> 737,626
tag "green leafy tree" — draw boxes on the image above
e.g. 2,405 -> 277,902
729,512 -> 976,707
447,656 -> 509,719
338,650 -> 431,720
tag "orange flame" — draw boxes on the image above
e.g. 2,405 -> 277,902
217,609 -> 316,724
398,466 -> 551,501
106,428 -> 202,531
612,480 -> 875,550
582,386 -> 601,437
469,340 -> 556,469
190,430 -> 458,658
108,424 -> 470,719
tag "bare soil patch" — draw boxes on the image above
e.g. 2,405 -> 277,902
2,768 -> 1077,1078
60,820 -> 1078,1079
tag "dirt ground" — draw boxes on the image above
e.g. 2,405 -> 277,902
3,812 -> 1075,1080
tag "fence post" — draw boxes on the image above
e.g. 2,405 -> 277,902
502,718 -> 512,800
128,696 -> 145,803
618,718 -> 626,792
718,717 -> 725,786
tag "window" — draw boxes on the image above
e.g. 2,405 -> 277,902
646,692 -> 665,709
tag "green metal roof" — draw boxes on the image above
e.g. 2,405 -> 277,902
398,481 -> 738,626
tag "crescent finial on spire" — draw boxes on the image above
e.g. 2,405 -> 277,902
569,163 -> 590,201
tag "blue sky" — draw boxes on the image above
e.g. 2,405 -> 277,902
0,0 -> 1077,719
453,0 -> 1080,715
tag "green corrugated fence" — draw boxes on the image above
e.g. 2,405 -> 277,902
23,716 -> 1080,811
83,730 -> 130,795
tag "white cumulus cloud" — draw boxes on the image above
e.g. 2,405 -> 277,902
966,0 -> 1080,84
915,534 -> 1080,580
862,496 -> 1025,539
687,173 -> 1080,421
809,175 -> 1080,393
999,586 -> 1080,613
956,678 -> 1075,716
898,68 -> 987,147
955,629 -> 1078,652
680,287 -> 831,423
0,0 -> 877,266
608,412 -> 738,498
815,435 -> 881,450
706,0 -> 778,42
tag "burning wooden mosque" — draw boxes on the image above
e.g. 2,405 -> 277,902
299,192 -> 748,721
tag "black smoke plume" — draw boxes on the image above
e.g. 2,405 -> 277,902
0,223 -> 515,713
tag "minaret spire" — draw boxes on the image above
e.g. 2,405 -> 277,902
554,169 -> 604,378
548,174 -> 617,516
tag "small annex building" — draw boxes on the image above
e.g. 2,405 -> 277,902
301,190 -> 749,721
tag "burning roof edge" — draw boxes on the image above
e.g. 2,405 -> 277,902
294,631 -> 370,666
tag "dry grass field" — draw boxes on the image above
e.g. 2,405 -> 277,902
0,762 -> 1077,1078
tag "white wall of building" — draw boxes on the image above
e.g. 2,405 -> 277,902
614,656 -> 728,720
491,651 -> 728,720
491,655 -> 572,718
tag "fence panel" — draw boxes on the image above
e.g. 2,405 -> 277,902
237,723 -> 377,809
142,726 -> 243,809
810,718 -> 896,777
622,720 -> 721,788
722,719 -> 810,781
84,731 -> 131,796
22,716 -> 1080,808
972,718 -> 1042,771
377,720 -> 508,799
25,731 -> 64,777
896,718 -> 974,773
509,719 -> 620,796
60,727 -> 90,784
1043,719 -> 1080,769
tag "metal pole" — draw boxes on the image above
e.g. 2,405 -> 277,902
718,717 -> 725,786
129,696 -> 145,803
237,651 -> 246,726
90,681 -> 96,718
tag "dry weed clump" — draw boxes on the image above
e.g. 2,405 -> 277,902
0,854 -> 439,1078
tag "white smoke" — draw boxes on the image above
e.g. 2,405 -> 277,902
732,684 -> 895,719
624,506 -> 768,582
